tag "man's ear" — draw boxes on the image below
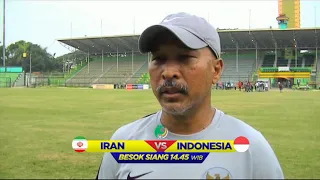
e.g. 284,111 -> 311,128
212,58 -> 224,84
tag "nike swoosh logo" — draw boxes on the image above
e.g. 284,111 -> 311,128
163,17 -> 182,23
127,171 -> 153,180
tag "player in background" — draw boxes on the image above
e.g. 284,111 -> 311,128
278,81 -> 284,93
96,12 -> 284,179
238,81 -> 243,91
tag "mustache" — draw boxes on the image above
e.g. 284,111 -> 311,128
156,80 -> 189,95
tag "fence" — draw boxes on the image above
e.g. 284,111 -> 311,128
31,73 -> 255,88
0,77 -> 12,88
33,74 -> 151,88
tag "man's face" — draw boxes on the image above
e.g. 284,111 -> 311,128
148,32 -> 223,115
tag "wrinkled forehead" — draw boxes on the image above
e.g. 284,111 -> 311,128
150,30 -> 191,53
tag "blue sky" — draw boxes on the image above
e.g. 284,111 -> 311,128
0,0 -> 319,57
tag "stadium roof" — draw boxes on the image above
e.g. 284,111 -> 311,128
57,28 -> 320,55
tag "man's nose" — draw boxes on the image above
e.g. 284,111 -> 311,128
161,60 -> 181,80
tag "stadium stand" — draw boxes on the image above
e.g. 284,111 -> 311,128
50,28 -> 320,89
66,57 -> 114,86
219,52 -> 259,82
97,54 -> 147,84
65,54 -> 148,86
304,54 -> 315,67
261,54 -> 276,67
136,73 -> 150,84
289,57 -> 303,67
64,51 -> 259,85
277,58 -> 288,67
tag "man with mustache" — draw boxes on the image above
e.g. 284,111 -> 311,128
96,12 -> 284,179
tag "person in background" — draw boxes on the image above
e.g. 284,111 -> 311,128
238,81 -> 242,91
265,82 -> 269,91
255,81 -> 258,91
278,82 -> 283,93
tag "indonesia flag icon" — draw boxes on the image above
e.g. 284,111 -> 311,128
234,136 -> 250,152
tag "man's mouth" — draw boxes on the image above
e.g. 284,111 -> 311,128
162,87 -> 182,94
160,87 -> 188,98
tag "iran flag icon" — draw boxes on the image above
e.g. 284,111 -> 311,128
234,136 -> 250,152
72,136 -> 88,153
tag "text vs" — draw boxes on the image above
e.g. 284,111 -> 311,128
145,140 -> 176,152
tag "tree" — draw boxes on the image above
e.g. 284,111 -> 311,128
6,40 -> 31,66
2,40 -> 87,73
5,40 -> 59,72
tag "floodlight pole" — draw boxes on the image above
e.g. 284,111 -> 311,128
236,42 -> 239,73
3,0 -> 6,68
315,6 -> 317,28
102,48 -> 104,72
116,47 -> 119,72
295,42 -> 298,67
249,9 -> 251,32
133,16 -> 136,35
87,50 -> 90,74
316,46 -> 318,70
101,19 -> 103,36
255,42 -> 258,70
29,53 -> 32,87
274,43 -> 277,67
131,48 -> 134,74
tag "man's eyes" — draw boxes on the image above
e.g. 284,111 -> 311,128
178,55 -> 195,60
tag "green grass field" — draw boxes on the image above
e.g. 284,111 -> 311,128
0,88 -> 319,179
